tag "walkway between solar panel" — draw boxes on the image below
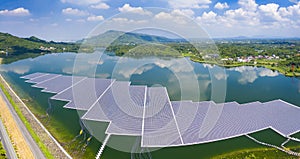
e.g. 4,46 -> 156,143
21,73 -> 300,158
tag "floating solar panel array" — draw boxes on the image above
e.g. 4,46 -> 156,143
21,72 -> 300,148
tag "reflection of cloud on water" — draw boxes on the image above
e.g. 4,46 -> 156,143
229,66 -> 255,73
203,64 -> 214,69
259,69 -> 279,77
229,66 -> 258,84
0,65 -> 30,75
63,52 -> 107,76
112,56 -> 201,101
230,66 -> 279,85
238,71 -> 258,84
62,64 -> 97,76
114,57 -> 195,79
117,64 -> 154,79
213,72 -> 228,80
154,58 -> 194,73
134,65 -> 154,75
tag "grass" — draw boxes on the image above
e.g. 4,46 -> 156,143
212,146 -> 300,159
0,142 -> 6,159
0,81 -> 54,158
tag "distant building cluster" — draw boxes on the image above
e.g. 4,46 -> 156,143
39,46 -> 56,51
218,54 -> 280,63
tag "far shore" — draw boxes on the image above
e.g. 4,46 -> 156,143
184,55 -> 300,77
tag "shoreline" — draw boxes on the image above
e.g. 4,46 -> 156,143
185,55 -> 300,77
212,146 -> 300,159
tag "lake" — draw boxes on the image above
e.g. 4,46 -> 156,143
0,52 -> 299,159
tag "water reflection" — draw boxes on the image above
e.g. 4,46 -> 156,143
0,63 -> 30,75
0,52 -> 297,104
229,66 -> 279,84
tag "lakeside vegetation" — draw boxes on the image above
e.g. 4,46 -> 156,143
0,142 -> 6,159
106,38 -> 300,77
212,146 -> 300,159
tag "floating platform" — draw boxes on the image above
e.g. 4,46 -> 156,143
21,72 -> 300,148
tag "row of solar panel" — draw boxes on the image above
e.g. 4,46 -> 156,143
21,72 -> 300,147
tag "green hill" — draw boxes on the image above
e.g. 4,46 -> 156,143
0,32 -> 78,64
81,30 -> 181,47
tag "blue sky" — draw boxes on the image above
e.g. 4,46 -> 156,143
0,0 -> 299,41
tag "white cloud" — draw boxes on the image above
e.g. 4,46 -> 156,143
90,3 -> 110,9
112,17 -> 129,23
196,11 -> 217,24
62,8 -> 89,16
258,3 -> 285,22
259,3 -> 279,13
214,2 -> 229,10
61,0 -> 101,5
224,7 -> 258,23
154,12 -> 173,19
110,17 -> 147,24
87,15 -> 104,21
196,11 -> 223,27
0,8 -> 30,16
168,0 -> 212,9
238,0 -> 258,11
118,4 -> 151,15
194,0 -> 300,38
172,9 -> 195,17
154,9 -> 195,24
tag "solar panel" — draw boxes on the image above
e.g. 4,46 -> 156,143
33,75 -> 85,93
26,74 -> 60,84
263,100 -> 300,136
142,87 -> 183,147
21,72 -> 47,79
82,82 -> 146,135
52,78 -> 115,110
